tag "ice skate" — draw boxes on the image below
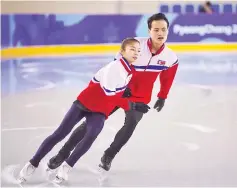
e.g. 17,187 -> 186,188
17,162 -> 36,184
43,162 -> 56,181
99,153 -> 113,171
53,161 -> 72,184
47,153 -> 69,170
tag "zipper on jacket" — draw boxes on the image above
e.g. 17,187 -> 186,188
144,55 -> 153,72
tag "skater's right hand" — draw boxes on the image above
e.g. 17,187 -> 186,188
129,102 -> 150,113
122,88 -> 132,98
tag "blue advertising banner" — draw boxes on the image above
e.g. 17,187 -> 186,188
168,14 -> 237,42
1,14 -> 237,48
1,15 -> 10,47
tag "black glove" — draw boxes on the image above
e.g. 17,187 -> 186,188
122,88 -> 132,98
129,102 -> 150,113
153,98 -> 165,112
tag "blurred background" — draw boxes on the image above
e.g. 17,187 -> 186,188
1,0 -> 237,52
1,0 -> 237,187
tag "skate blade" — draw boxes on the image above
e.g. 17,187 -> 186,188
17,176 -> 26,184
98,164 -> 109,172
98,165 -> 107,172
53,176 -> 65,184
97,165 -> 109,183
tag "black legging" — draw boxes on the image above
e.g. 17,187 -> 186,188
57,106 -> 120,157
30,101 -> 106,167
56,107 -> 143,158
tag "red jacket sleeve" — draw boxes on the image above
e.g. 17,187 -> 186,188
158,60 -> 179,99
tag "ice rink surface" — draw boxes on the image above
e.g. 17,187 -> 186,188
1,52 -> 237,187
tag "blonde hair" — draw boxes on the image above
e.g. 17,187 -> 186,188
120,38 -> 140,52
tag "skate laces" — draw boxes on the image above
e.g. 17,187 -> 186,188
104,156 -> 113,165
51,155 -> 64,164
25,163 -> 35,176
56,155 -> 64,162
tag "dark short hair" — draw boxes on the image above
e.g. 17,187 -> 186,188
206,1 -> 212,6
147,13 -> 169,29
121,38 -> 140,51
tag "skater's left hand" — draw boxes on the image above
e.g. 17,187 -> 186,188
153,98 -> 165,112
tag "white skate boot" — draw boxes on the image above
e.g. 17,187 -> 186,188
53,161 -> 72,184
43,161 -> 56,181
17,162 -> 36,184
